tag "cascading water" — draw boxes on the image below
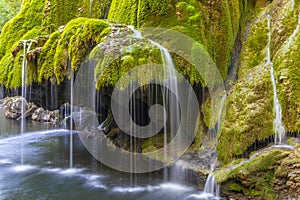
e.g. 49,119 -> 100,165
20,39 -> 36,165
128,26 -> 180,181
266,14 -> 286,145
89,0 -> 93,18
70,66 -> 74,168
202,93 -> 226,197
204,172 -> 220,197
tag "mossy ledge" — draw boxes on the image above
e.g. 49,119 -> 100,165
214,147 -> 300,199
217,0 -> 300,164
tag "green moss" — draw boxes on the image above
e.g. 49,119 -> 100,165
91,37 -> 164,89
273,6 -> 300,133
38,31 -> 61,83
238,18 -> 268,78
0,27 -> 41,89
68,19 -> 109,71
0,0 -> 44,61
217,64 -> 274,163
215,149 -> 290,198
218,0 -> 300,163
201,89 -> 226,129
108,0 -> 242,80
53,18 -> 109,84
43,0 -> 88,33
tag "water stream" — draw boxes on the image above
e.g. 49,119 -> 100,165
0,105 -> 220,200
266,14 -> 286,145
128,25 -> 181,182
20,39 -> 36,165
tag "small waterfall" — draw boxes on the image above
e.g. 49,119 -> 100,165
20,39 -> 36,165
283,12 -> 300,54
128,26 -> 180,181
266,14 -> 286,145
204,172 -> 220,197
70,67 -> 74,168
89,0 -> 93,18
290,0 -> 295,9
203,93 -> 226,197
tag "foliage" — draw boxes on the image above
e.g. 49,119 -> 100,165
0,0 -> 22,31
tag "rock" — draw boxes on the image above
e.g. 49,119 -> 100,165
3,96 -> 28,119
31,107 -> 59,123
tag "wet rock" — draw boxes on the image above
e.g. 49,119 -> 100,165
3,96 -> 28,119
273,148 -> 300,199
31,107 -> 59,123
215,147 -> 300,199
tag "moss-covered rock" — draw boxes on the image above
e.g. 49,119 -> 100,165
0,27 -> 42,89
218,0 -> 300,163
0,0 -> 45,60
214,147 -> 300,199
42,0 -> 112,33
108,0 -> 243,80
53,18 -> 109,83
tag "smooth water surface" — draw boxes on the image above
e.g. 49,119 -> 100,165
0,106 -> 220,200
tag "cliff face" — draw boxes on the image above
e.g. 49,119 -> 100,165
218,0 -> 300,164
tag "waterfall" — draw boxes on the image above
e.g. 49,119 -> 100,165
70,66 -> 74,168
128,26 -> 180,181
203,93 -> 226,197
20,39 -> 36,165
266,14 -> 286,145
89,0 -> 93,18
290,0 -> 295,9
204,172 -> 220,197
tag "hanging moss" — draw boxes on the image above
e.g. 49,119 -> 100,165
215,149 -> 290,199
68,19 -> 109,71
238,17 -> 269,78
38,31 -> 61,83
90,37 -> 163,89
52,18 -> 109,84
219,0 -> 300,163
0,0 -> 45,60
217,64 -> 274,163
0,27 -> 41,89
271,1 -> 300,133
108,0 -> 242,80
42,0 -> 89,33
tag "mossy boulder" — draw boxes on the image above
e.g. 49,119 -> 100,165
217,64 -> 274,163
218,0 -> 300,163
108,0 -> 243,80
214,147 -> 300,199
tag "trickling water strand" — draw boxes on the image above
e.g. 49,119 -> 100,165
20,40 -> 27,165
70,67 -> 74,168
283,12 -> 300,54
20,39 -> 36,165
89,0 -> 93,18
204,164 -> 220,197
266,14 -> 286,145
290,0 -> 295,9
128,26 -> 180,181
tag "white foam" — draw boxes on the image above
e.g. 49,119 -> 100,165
0,129 -> 69,143
112,186 -> 146,193
159,183 -> 193,192
12,165 -> 36,172
0,159 -> 12,165
59,168 -> 85,175
186,192 -> 215,200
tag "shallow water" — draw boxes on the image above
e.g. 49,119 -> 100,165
0,106 -> 220,200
